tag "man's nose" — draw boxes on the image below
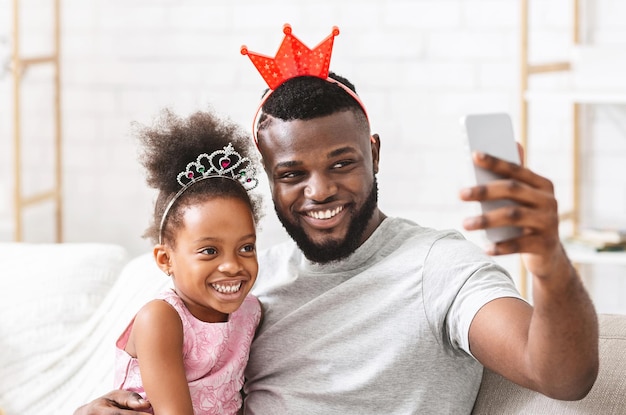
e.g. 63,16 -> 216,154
304,172 -> 337,202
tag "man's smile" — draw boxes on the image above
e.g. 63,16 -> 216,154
305,205 -> 344,220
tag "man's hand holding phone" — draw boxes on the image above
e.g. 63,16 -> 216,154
459,113 -> 567,281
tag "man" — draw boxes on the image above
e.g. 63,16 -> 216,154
75,27 -> 598,414
75,71 -> 598,415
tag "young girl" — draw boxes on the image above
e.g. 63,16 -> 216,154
114,109 -> 263,415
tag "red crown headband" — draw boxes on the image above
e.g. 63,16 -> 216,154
241,24 -> 369,144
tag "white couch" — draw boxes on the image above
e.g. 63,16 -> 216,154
0,242 -> 168,415
1,242 -> 625,415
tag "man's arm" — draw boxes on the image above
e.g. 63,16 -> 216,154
460,149 -> 599,400
73,390 -> 152,415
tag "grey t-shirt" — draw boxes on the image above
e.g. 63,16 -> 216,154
244,217 -> 523,414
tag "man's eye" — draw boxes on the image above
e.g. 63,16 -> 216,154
332,160 -> 352,169
278,171 -> 302,180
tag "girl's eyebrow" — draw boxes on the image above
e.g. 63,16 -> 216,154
194,236 -> 220,243
194,233 -> 256,244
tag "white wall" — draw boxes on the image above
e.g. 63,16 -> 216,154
1,0 -> 625,313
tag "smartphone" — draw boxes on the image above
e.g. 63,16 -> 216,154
461,113 -> 522,243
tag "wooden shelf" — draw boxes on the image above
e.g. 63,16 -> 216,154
524,89 -> 626,104
565,244 -> 626,266
519,0 -> 626,297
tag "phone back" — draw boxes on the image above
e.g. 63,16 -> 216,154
462,113 -> 522,243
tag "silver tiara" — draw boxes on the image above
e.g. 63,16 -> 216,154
158,143 -> 259,243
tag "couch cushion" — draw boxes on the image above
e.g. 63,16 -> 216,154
0,250 -> 169,415
0,243 -> 128,369
0,242 -> 129,415
471,313 -> 626,414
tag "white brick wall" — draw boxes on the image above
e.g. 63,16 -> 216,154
1,0 -> 625,312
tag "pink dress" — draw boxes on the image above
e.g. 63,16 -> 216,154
114,289 -> 262,415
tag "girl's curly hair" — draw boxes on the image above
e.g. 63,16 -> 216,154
135,109 -> 263,246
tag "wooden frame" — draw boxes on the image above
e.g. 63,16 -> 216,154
11,0 -> 63,242
519,0 -> 580,298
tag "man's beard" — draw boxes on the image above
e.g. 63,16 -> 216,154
275,178 -> 378,264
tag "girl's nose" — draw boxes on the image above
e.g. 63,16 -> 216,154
217,254 -> 243,275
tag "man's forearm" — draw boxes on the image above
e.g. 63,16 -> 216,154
527,257 -> 599,400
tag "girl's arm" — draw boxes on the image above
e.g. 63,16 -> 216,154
130,300 -> 194,415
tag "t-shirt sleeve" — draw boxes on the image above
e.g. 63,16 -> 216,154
448,261 -> 525,358
422,232 -> 525,359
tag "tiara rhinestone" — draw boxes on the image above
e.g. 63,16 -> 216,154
176,143 -> 258,191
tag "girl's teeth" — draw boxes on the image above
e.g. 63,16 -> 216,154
212,282 -> 242,294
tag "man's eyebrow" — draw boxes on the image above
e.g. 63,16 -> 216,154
328,146 -> 356,158
275,160 -> 303,169
273,147 -> 357,170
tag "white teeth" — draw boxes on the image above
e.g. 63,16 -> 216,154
308,206 -> 343,220
211,282 -> 242,294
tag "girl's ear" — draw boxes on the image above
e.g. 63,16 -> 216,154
154,244 -> 172,276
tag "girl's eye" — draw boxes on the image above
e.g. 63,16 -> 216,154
201,247 -> 218,255
241,244 -> 256,253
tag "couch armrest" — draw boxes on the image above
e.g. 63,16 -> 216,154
472,313 -> 626,414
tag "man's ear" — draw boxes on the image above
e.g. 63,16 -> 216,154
370,133 -> 381,174
154,244 -> 172,276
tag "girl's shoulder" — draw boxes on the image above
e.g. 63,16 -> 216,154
134,298 -> 182,332
125,298 -> 183,357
